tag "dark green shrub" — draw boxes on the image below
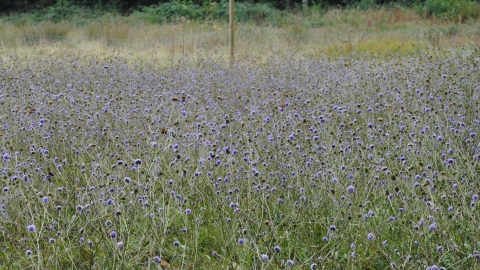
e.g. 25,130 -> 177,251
140,1 -> 204,23
424,0 -> 480,20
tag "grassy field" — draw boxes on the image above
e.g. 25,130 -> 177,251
1,7 -> 480,64
1,6 -> 480,270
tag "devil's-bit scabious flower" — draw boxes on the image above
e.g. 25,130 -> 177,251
27,224 -> 36,232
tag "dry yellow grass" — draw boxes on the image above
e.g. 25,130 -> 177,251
1,8 -> 480,65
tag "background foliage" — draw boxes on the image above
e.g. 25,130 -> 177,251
2,0 -> 480,23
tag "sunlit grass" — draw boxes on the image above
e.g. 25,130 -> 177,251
1,7 -> 480,65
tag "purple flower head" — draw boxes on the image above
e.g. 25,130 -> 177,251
41,196 -> 49,203
173,240 -> 180,247
76,205 -> 84,212
367,232 -> 375,241
274,246 -> 281,253
347,185 -> 355,192
26,250 -> 33,256
429,222 -> 437,231
238,238 -> 245,244
27,224 -> 36,232
287,259 -> 295,267
261,254 -> 269,261
473,194 -> 479,201
110,231 -> 117,239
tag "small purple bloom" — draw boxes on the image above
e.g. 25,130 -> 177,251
110,231 -> 117,239
367,232 -> 375,241
261,254 -> 269,261
27,224 -> 36,232
347,185 -> 355,192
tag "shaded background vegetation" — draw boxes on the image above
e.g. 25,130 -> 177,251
2,0 -> 480,24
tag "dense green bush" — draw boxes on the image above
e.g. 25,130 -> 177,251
2,4 -> 109,24
423,0 -> 480,20
138,0 -> 286,25
140,1 -> 204,23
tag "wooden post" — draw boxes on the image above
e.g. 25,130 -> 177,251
229,0 -> 234,66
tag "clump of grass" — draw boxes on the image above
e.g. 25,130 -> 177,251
353,36 -> 422,56
85,20 -> 133,46
0,22 -> 18,47
42,21 -> 72,41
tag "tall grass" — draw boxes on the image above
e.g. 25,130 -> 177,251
1,7 -> 479,64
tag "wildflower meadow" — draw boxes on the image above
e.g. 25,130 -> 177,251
1,36 -> 480,269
